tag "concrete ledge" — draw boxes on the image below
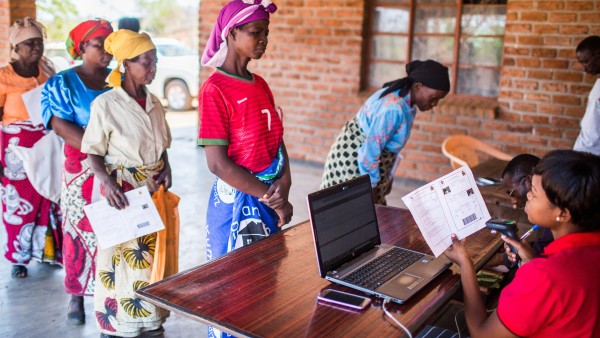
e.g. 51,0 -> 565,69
433,96 -> 499,119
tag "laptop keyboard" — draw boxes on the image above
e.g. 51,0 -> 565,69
342,247 -> 424,290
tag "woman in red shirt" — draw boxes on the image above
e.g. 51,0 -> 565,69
445,150 -> 600,337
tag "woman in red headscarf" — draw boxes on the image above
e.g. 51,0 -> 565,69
41,19 -> 113,325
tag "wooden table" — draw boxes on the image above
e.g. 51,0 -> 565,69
137,206 -> 502,337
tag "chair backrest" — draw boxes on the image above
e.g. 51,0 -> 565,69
441,134 -> 513,169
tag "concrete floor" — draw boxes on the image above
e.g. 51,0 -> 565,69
0,111 -> 424,338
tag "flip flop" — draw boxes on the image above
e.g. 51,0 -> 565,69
144,325 -> 165,336
11,265 -> 27,278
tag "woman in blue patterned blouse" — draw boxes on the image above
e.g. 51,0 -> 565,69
321,59 -> 450,204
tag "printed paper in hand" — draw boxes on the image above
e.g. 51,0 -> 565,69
83,186 -> 165,249
401,166 -> 491,257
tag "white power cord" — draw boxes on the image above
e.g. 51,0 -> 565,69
383,297 -> 413,338
454,308 -> 464,338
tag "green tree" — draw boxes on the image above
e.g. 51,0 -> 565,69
136,0 -> 179,35
36,0 -> 79,41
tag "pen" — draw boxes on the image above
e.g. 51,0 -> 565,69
519,225 -> 540,241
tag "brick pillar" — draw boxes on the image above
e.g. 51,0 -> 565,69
0,0 -> 36,64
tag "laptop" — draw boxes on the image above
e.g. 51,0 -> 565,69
307,175 -> 451,304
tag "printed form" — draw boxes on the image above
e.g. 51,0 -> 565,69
402,166 -> 491,257
83,186 -> 164,249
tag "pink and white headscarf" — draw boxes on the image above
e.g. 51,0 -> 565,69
201,0 -> 277,68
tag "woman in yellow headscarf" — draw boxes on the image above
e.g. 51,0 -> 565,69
81,29 -> 171,338
0,17 -> 61,279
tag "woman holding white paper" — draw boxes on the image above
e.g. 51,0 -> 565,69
81,30 -> 171,337
0,17 -> 61,279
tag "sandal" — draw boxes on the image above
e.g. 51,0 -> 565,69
11,265 -> 27,278
144,325 -> 165,337
100,334 -> 118,338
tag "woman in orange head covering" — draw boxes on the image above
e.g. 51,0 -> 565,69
0,17 -> 61,280
41,18 -> 113,325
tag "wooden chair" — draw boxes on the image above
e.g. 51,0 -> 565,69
441,134 -> 513,169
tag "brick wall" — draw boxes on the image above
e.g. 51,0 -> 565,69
0,0 -> 36,64
497,0 -> 600,154
199,0 -> 599,182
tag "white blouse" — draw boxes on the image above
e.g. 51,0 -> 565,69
82,87 -> 171,167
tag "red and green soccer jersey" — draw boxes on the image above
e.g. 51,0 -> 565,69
198,69 -> 284,173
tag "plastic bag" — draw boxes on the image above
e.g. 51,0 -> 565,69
150,185 -> 180,283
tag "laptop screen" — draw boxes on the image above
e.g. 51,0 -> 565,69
308,175 -> 381,277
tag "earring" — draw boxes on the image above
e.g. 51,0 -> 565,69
556,216 -> 561,222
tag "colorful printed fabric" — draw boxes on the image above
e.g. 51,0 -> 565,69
198,69 -> 283,173
94,161 -> 168,337
321,87 -> 415,196
206,146 -> 284,262
320,117 -> 398,205
41,66 -> 112,296
61,144 -> 97,295
66,19 -> 113,60
1,121 -> 62,265
355,88 -> 415,186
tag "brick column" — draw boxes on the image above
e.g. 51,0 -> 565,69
0,0 -> 36,64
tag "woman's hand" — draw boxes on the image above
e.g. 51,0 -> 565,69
274,202 -> 293,227
502,235 -> 536,264
100,175 -> 129,210
156,163 -> 172,190
260,178 -> 291,210
443,234 -> 472,268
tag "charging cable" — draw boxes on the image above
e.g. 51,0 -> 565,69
383,297 -> 413,338
454,308 -> 464,338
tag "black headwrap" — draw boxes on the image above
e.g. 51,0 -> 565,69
379,59 -> 450,99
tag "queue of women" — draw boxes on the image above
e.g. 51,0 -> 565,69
1,1 -> 599,338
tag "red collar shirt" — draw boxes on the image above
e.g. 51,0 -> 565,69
497,231 -> 600,337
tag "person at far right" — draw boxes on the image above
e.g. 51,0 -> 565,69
320,59 -> 449,205
444,150 -> 600,337
573,35 -> 600,155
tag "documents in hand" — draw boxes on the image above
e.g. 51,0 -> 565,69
402,166 -> 491,257
83,186 -> 165,250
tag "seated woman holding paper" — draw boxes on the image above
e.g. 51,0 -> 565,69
444,150 -> 600,337
81,29 -> 171,338
0,17 -> 61,279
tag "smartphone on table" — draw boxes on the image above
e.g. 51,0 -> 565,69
317,289 -> 371,311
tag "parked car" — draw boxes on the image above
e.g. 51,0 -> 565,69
45,38 -> 199,111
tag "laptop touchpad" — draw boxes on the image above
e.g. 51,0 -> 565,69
397,273 -> 423,289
